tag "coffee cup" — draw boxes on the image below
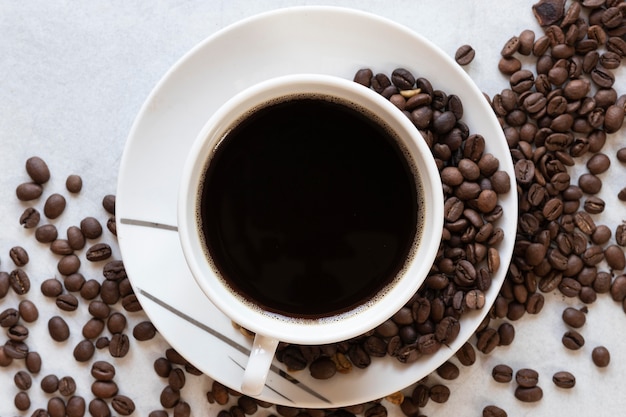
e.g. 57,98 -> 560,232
178,73 -> 444,396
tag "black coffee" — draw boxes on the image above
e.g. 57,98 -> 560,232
199,96 -> 421,318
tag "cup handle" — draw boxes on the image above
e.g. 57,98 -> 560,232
241,334 -> 280,396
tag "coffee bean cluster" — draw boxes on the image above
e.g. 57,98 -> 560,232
2,156 -> 158,415
269,67 -> 509,383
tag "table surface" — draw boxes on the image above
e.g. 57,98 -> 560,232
1,1 -> 625,416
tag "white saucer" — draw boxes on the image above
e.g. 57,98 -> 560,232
116,6 -> 516,408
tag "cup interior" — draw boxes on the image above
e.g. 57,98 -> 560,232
178,73 -> 444,345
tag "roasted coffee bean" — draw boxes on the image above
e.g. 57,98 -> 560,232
483,405 -> 508,417
91,360 -> 116,381
57,254 -> 81,275
16,182 -> 43,200
0,307 -> 20,327
47,396 -> 66,417
91,380 -> 119,398
492,364 -> 513,383
107,312 -> 127,333
553,371 -> 576,388
64,272 -> 86,292
586,153 -> 611,174
41,278 -> 63,297
14,391 -> 31,411
86,243 -> 113,262
390,68 -> 415,90
455,44 -> 475,65
122,293 -> 142,312
309,357 -> 337,379
8,324 -> 29,341
167,368 -> 186,391
353,68 -> 373,87
605,244 -> 626,270
611,275 -> 626,301
160,385 -> 181,408
9,246 -> 29,266
66,396 -> 86,417
619,187 -> 626,201
605,104 -> 625,132
111,395 -> 135,416
515,386 -> 543,402
150,411 -> 169,417
436,361 -> 460,380
133,321 -> 157,341
107,217 -> 117,235
4,340 -> 28,359
26,351 -> 42,373
80,279 -> 101,300
578,173 -> 602,194
88,301 -> 111,319
20,207 -> 41,228
9,269 -> 30,295
48,316 -> 70,342
562,330 -> 585,350
109,333 -> 130,358
59,376 -> 76,396
66,174 -> 83,193
100,280 -> 120,305
103,260 -> 127,281
476,327 -> 500,354
56,293 -> 79,311
80,216 -> 103,239
88,398 -> 111,417
26,156 -> 51,183
95,336 -> 110,349
101,194 -> 116,215
584,196 -> 605,214
73,339 -> 95,362
516,368 -> 539,388
50,239 -> 74,255
41,374 -> 59,393
429,384 -> 451,403
592,346 -> 610,367
14,370 -> 32,390
562,307 -> 586,328
44,193 -> 67,219
67,225 -> 86,250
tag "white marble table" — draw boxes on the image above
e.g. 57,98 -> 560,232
1,1 -> 625,416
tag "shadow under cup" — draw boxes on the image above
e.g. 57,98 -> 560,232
178,74 -> 443,394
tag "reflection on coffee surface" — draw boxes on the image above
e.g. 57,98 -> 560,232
199,96 -> 422,318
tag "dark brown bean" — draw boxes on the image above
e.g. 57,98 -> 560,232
59,376 -> 76,396
86,243 -> 113,262
44,193 -> 67,219
592,346 -> 610,367
19,207 -> 41,228
492,364 -> 513,383
73,339 -> 95,362
562,330 -> 585,350
16,182 -> 43,201
66,396 -> 86,417
66,174 -> 83,193
455,44 -> 475,65
133,321 -> 157,341
67,226 -> 86,250
89,398 -> 111,417
9,269 -> 30,294
553,371 -> 576,388
111,395 -> 135,416
80,216 -> 103,239
41,278 -> 63,297
514,386 -> 543,402
483,405 -> 508,417
9,246 -> 29,267
41,374 -> 59,393
91,380 -> 119,398
26,156 -> 51,184
109,333 -> 130,358
48,316 -> 70,342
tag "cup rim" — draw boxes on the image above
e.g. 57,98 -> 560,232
177,73 -> 444,345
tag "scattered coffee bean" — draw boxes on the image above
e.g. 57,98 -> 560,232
44,193 -> 67,219
160,385 -> 181,408
592,346 -> 610,367
41,278 -> 64,297
552,371 -> 576,388
154,357 -> 172,378
26,156 -> 51,183
19,207 -> 40,228
107,312 -> 127,333
133,320 -> 157,341
59,376 -> 77,396
92,360 -> 116,381
0,272 -> 9,299
562,330 -> 585,350
8,324 -> 29,341
73,339 -> 95,362
9,246 -> 29,266
14,370 -> 33,390
492,364 -> 513,383
25,351 -> 42,373
562,307 -> 586,328
86,242 -> 113,261
66,396 -> 86,417
483,405 -> 508,417
88,398 -> 111,417
112,395 -> 136,416
48,316 -> 70,342
16,182 -> 43,201
67,225 -> 86,250
41,374 -> 60,393
80,279 -> 101,299
455,44 -> 476,65
436,361 -> 460,380
9,269 -> 30,294
14,391 -> 31,411
48,396 -> 66,417
514,385 -> 543,402
56,293 -> 79,311
102,194 -> 116,214
35,223 -> 58,243
109,333 -> 130,358
80,216 -> 103,239
57,254 -> 81,275
429,384 -> 451,403
92,380 -> 119,398
66,174 -> 83,193
309,357 -> 336,379
516,368 -> 539,388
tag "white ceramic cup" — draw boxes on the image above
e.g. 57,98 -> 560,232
178,74 -> 444,396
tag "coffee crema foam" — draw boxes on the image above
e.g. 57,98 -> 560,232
195,92 -> 426,324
